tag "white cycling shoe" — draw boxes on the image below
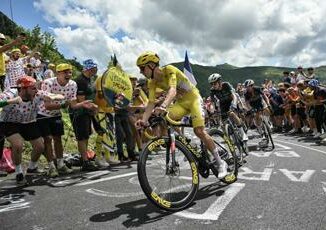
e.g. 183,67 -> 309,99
218,160 -> 228,179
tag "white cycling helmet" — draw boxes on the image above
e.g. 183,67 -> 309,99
244,79 -> 255,87
208,73 -> 222,83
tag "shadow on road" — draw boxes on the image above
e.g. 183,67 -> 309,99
89,180 -> 229,228
89,198 -> 170,228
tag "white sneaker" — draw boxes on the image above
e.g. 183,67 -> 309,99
107,158 -> 120,165
218,160 -> 228,179
242,132 -> 248,142
319,133 -> 326,139
320,138 -> 326,145
313,132 -> 321,138
302,126 -> 309,133
95,158 -> 110,168
239,127 -> 248,141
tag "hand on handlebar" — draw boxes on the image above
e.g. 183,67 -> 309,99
135,119 -> 149,129
153,106 -> 166,116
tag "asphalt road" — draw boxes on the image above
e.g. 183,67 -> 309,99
1,130 -> 326,230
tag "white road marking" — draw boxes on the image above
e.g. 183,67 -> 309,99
0,195 -> 30,213
274,143 -> 292,150
275,140 -> 326,155
322,170 -> 326,173
52,171 -> 111,186
279,169 -> 315,182
174,183 -> 245,220
75,172 -> 137,186
249,151 -> 273,157
273,151 -> 300,158
0,202 -> 30,213
238,167 -> 273,181
86,188 -> 144,198
322,182 -> 326,194
84,171 -> 111,178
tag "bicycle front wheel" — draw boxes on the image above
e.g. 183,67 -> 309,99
137,137 -> 199,211
262,120 -> 275,150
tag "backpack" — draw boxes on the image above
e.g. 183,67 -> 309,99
0,148 -> 15,173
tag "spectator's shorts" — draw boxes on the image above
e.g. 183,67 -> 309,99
70,113 -> 92,141
2,122 -> 41,141
36,114 -> 64,137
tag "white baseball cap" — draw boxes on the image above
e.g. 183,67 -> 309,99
0,33 -> 6,40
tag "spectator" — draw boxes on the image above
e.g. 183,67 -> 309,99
308,79 -> 326,138
268,88 -> 285,132
290,71 -> 304,86
20,45 -> 30,57
70,59 -> 99,171
0,33 -> 26,91
282,71 -> 291,84
297,66 -> 307,79
5,48 -> 30,89
93,73 -> 114,167
115,97 -> 138,162
128,75 -> 146,153
0,96 -> 23,176
0,76 -> 48,184
37,63 -> 95,177
306,67 -> 316,80
43,63 -> 55,80
30,52 -> 43,81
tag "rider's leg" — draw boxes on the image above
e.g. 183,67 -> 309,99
254,111 -> 263,135
228,111 -> 248,141
193,126 -> 228,178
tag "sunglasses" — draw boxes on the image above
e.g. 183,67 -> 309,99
210,81 -> 219,86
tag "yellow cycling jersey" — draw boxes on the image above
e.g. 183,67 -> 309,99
147,65 -> 204,127
132,88 -> 148,106
148,65 -> 198,102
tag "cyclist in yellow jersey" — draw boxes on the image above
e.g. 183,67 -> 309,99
135,51 -> 228,178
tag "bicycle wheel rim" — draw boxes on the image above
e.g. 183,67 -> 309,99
137,137 -> 199,211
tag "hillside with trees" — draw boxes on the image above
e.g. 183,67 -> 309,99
0,11 -> 82,72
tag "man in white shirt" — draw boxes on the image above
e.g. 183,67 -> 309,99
37,63 -> 97,177
0,33 -> 26,91
43,63 -> 55,80
5,48 -> 29,89
0,76 -> 47,184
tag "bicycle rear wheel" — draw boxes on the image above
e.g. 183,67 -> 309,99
138,137 -> 199,211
